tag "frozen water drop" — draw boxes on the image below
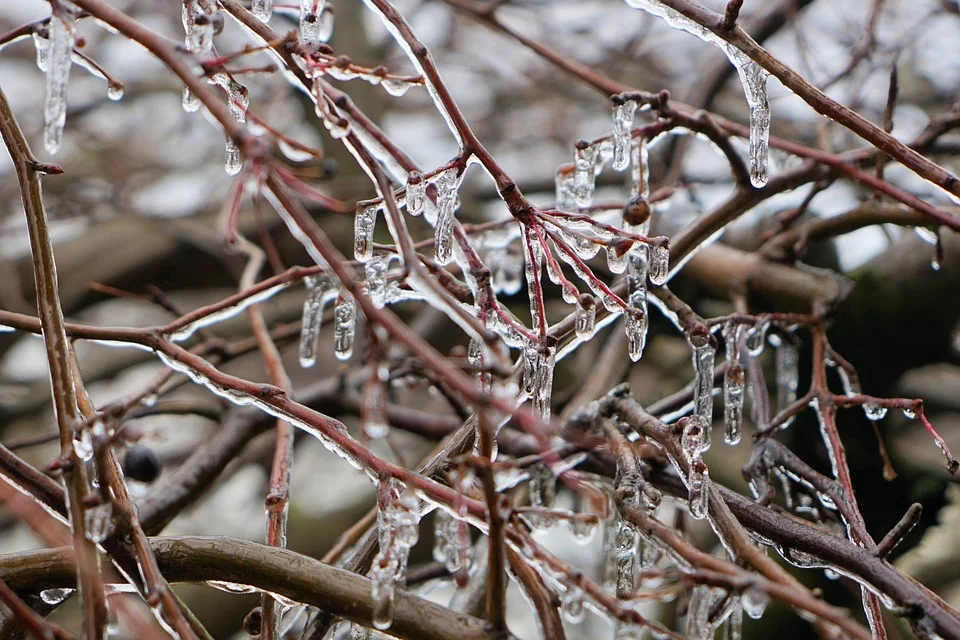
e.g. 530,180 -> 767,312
354,203 -> 377,263
333,294 -> 356,361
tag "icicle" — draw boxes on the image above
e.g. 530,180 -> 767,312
623,0 -> 771,187
528,462 -> 556,508
614,519 -> 638,597
298,275 -> 331,367
354,203 -> 378,263
368,480 -> 421,631
774,336 -> 798,413
43,2 -> 78,154
531,343 -> 556,422
522,227 -> 545,334
573,140 -> 599,208
682,416 -> 709,519
333,293 -> 356,360
686,586 -> 712,640
612,97 -> 637,172
299,0 -> 326,46
365,255 -> 388,309
405,171 -> 425,216
625,247 -> 649,361
433,169 -> 458,265
724,363 -> 745,445
575,295 -> 596,339
570,515 -> 599,544
252,0 -> 273,21
739,61 -> 771,188
649,243 -> 669,286
689,332 -> 715,450
555,165 -> 578,212
433,510 -> 464,573
188,13 -> 214,54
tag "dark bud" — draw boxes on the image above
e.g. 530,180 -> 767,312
623,195 -> 651,227
123,446 -> 162,483
243,607 -> 262,636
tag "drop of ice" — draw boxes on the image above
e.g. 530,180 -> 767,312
84,502 -> 112,543
741,586 -> 769,619
382,78 -> 412,97
560,585 -> 586,623
224,137 -> 242,175
40,588 -> 74,605
106,82 -> 124,101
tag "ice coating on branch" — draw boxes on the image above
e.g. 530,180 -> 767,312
682,417 -> 709,519
727,601 -> 744,640
433,168 -> 458,265
354,203 -> 377,262
299,0 -> 327,46
686,585 -> 712,640
573,140 -> 599,208
333,293 -> 356,360
299,275 -> 335,367
612,98 -> 637,172
382,78 -> 413,97
43,2 -> 78,154
73,428 -> 94,461
689,332 -> 715,450
252,0 -> 273,21
369,479 -> 420,631
724,363 -> 744,445
405,171 -> 425,216
624,0 -> 771,187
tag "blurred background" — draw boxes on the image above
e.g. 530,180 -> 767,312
2,0 -> 960,637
